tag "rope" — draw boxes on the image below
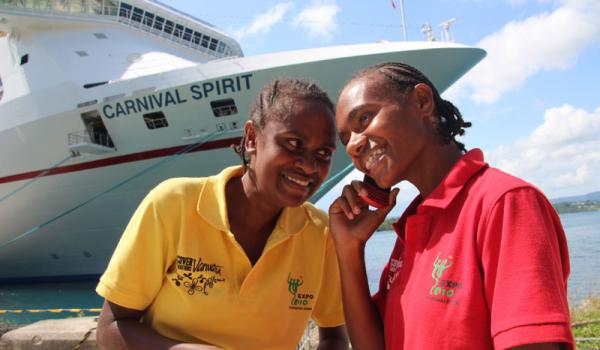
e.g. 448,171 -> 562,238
0,131 -> 221,250
0,154 -> 73,203
0,308 -> 101,314
74,325 -> 97,350
310,163 -> 355,203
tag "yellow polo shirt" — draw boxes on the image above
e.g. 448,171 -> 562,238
96,166 -> 344,350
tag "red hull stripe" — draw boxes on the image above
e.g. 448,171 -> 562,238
0,137 -> 242,185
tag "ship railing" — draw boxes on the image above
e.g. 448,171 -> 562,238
212,105 -> 237,117
0,1 -> 234,59
68,130 -> 115,149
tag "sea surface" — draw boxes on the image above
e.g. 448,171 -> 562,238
1,211 -> 599,325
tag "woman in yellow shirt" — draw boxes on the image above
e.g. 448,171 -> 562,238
95,78 -> 348,350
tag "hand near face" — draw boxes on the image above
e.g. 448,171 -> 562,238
329,180 -> 399,248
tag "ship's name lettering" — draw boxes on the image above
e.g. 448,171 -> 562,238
102,74 -> 253,119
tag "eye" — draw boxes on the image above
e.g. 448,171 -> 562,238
358,112 -> 373,129
316,148 -> 332,161
286,138 -> 302,150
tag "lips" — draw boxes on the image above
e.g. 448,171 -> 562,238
364,147 -> 385,172
284,174 -> 311,187
281,171 -> 317,192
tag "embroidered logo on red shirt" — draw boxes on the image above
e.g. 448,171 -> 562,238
428,252 -> 462,304
386,257 -> 403,290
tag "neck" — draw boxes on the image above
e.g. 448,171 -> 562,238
227,172 -> 282,232
407,143 -> 463,199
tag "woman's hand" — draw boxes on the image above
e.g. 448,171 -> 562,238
328,180 -> 399,248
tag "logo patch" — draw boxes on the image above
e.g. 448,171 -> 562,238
171,256 -> 225,296
428,252 -> 462,304
288,273 -> 314,311
386,257 -> 403,290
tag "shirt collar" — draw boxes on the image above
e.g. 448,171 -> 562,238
197,165 -> 315,235
419,148 -> 488,210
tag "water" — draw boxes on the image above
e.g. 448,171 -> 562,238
0,281 -> 102,325
1,212 -> 599,325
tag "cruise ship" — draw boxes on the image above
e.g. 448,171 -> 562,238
0,0 -> 485,282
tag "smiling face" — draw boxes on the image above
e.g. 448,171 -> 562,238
247,99 -> 336,208
336,76 -> 437,188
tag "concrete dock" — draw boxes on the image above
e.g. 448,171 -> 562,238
0,317 -> 98,350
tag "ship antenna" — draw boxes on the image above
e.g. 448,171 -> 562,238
399,0 -> 408,41
421,23 -> 435,42
439,18 -> 456,42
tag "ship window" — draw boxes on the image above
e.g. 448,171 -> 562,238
93,33 -> 108,39
210,99 -> 238,117
143,12 -> 154,27
174,24 -> 184,38
132,7 -> 143,22
119,3 -> 132,18
154,16 -> 164,30
164,20 -> 174,34
75,50 -> 89,57
143,111 -> 169,129
183,28 -> 193,42
192,31 -> 202,45
20,54 -> 29,65
201,35 -> 210,48
81,110 -> 114,147
217,42 -> 225,53
209,38 -> 218,51
103,0 -> 119,16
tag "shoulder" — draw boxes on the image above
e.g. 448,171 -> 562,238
150,177 -> 207,197
144,177 -> 208,207
299,202 -> 329,234
470,165 -> 547,205
470,167 -> 558,229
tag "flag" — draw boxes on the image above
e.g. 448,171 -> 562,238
391,0 -> 397,9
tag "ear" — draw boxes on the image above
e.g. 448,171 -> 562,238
244,120 -> 257,155
412,83 -> 435,116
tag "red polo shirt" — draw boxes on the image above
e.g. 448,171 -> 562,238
373,149 -> 574,350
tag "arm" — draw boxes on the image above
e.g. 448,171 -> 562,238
481,188 -> 573,349
316,325 -> 349,350
96,300 -> 222,350
328,181 -> 400,350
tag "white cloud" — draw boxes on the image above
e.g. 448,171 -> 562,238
448,0 -> 600,104
486,104 -> 600,197
232,2 -> 293,41
508,0 -> 551,7
292,0 -> 340,41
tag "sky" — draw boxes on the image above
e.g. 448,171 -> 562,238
165,0 -> 600,214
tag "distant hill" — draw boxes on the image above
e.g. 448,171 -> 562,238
551,191 -> 600,204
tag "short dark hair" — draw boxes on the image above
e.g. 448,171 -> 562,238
348,62 -> 471,152
232,77 -> 334,167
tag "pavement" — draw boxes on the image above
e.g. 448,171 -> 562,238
0,316 -> 98,350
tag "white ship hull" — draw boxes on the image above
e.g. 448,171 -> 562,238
0,1 -> 485,282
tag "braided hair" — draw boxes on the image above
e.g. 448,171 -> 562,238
232,77 -> 334,167
349,62 -> 471,152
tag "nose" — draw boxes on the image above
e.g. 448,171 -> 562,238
294,152 -> 317,173
346,131 -> 366,158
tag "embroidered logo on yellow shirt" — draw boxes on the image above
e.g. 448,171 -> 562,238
171,255 -> 226,296
428,252 -> 462,305
287,273 -> 314,311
